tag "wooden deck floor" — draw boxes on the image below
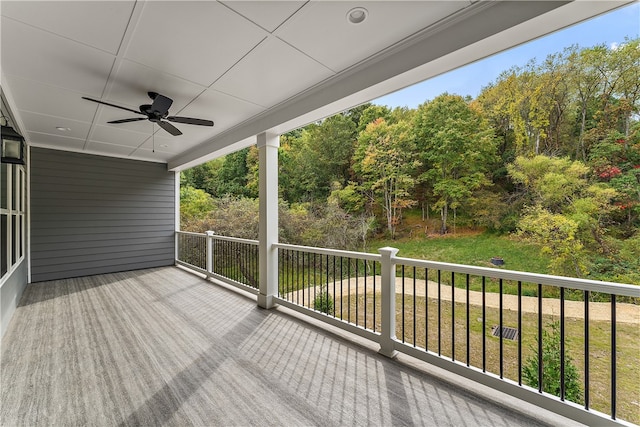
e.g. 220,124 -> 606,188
1,266 -> 551,426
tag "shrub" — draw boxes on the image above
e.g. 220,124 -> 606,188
313,285 -> 334,314
522,321 -> 583,404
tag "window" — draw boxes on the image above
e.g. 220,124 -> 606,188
1,162 -> 25,281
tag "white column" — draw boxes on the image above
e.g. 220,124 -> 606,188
379,246 -> 399,358
174,171 -> 180,265
257,132 -> 280,309
206,230 -> 215,278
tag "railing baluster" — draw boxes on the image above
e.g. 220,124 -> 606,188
425,268 -> 429,352
538,283 -> 543,393
560,287 -> 565,401
340,257 -> 344,321
499,278 -> 503,379
611,294 -> 617,420
402,264 -> 405,343
347,257 -> 351,322
364,260 -> 368,330
413,266 -> 416,348
518,280 -> 522,385
355,259 -> 359,325
438,269 -> 441,356
373,261 -> 377,332
452,271 -> 455,361
466,274 -> 470,367
584,290 -> 590,410
333,255 -> 337,318
482,275 -> 486,373
307,252 -> 311,309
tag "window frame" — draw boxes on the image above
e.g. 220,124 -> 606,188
1,162 -> 26,283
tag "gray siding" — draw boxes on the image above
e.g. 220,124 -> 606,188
31,148 -> 175,282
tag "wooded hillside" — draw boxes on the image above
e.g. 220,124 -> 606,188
182,41 -> 640,284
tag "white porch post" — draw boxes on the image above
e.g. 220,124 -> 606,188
206,230 -> 214,278
379,246 -> 399,358
257,132 -> 280,309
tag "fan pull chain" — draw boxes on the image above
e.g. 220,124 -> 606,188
152,122 -> 155,153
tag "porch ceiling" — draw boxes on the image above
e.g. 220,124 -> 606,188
0,1 -> 632,169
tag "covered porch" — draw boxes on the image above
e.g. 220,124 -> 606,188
1,266 -> 563,426
1,1 -> 638,426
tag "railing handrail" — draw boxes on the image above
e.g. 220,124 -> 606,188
176,230 -> 259,246
395,256 -> 640,298
210,234 -> 259,245
273,242 -> 381,262
175,230 -> 205,237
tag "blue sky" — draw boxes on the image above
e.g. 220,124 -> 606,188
374,2 -> 640,109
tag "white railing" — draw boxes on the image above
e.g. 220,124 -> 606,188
176,232 -> 640,426
176,231 -> 259,293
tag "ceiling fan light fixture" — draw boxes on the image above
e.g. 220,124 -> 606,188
347,7 -> 368,25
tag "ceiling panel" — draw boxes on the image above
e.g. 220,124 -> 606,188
124,1 -> 267,86
17,111 -> 91,141
212,37 -> 334,108
3,76 -> 97,123
84,141 -> 139,158
128,146 -> 175,163
221,1 -> 306,32
1,1 -> 135,54
275,1 -> 470,72
135,133 -> 188,155
1,17 -> 115,96
27,132 -> 86,151
104,59 -> 207,113
90,124 -> 150,148
178,88 -> 265,137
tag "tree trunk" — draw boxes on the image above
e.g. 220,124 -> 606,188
440,204 -> 448,234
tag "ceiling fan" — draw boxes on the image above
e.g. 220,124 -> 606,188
82,92 -> 213,136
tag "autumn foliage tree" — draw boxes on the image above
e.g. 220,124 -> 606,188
353,118 -> 419,238
413,94 -> 498,233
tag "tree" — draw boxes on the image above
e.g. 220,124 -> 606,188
179,185 -> 214,226
279,115 -> 356,203
215,148 -> 251,197
517,205 -> 587,276
508,155 -> 619,276
353,118 -> 419,238
414,94 -> 498,233
523,321 -> 583,404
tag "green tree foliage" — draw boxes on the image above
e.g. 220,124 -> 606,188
353,118 -> 419,238
508,155 -> 619,276
216,148 -> 252,197
280,114 -> 357,203
180,185 -> 214,225
413,94 -> 498,233
523,321 -> 583,404
518,205 -> 587,276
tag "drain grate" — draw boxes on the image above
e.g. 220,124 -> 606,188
491,325 -> 519,340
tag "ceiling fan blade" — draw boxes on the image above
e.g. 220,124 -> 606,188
82,97 -> 143,115
108,118 -> 148,124
167,116 -> 214,126
157,120 -> 182,136
150,93 -> 173,115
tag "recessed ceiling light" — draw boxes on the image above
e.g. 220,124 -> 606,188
347,7 -> 368,25
56,127 -> 71,131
